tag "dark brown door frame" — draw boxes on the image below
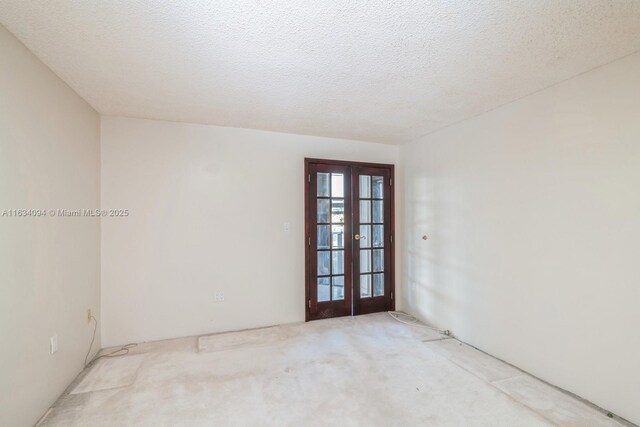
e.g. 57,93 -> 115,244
304,158 -> 395,321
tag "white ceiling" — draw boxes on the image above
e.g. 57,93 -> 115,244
2,1 -> 640,144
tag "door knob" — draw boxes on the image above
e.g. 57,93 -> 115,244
354,234 -> 361,240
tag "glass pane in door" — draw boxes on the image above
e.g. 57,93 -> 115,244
359,175 -> 371,198
372,249 -> 384,272
372,200 -> 383,223
360,249 -> 371,273
331,199 -> 344,223
318,199 -> 330,223
317,225 -> 330,249
331,174 -> 344,197
360,200 -> 371,223
372,225 -> 384,247
332,225 -> 344,248
372,176 -> 384,199
317,173 -> 330,197
372,273 -> 384,297
332,276 -> 345,300
318,277 -> 330,302
359,225 -> 371,248
332,250 -> 344,275
318,251 -> 330,276
360,274 -> 372,298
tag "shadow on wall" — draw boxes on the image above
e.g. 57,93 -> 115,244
404,173 -> 479,335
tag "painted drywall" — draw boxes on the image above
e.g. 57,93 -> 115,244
0,25 -> 101,427
400,52 -> 640,424
100,116 -> 399,347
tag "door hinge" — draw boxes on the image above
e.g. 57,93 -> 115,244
308,236 -> 311,245
391,291 -> 393,300
308,300 -> 311,309
390,235 -> 393,243
308,174 -> 311,183
390,178 -> 393,186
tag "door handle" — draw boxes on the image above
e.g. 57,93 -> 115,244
354,234 -> 365,240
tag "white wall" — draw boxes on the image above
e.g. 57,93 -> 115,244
400,52 -> 640,424
0,25 -> 101,427
100,116 -> 398,347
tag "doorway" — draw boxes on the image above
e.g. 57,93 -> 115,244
305,158 -> 395,321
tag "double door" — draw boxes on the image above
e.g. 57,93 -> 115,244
305,159 -> 394,320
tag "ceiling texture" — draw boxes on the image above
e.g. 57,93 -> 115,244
2,1 -> 640,144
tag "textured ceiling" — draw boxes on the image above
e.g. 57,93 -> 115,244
2,1 -> 640,144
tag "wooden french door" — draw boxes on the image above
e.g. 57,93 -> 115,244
305,159 -> 394,321
307,163 -> 353,319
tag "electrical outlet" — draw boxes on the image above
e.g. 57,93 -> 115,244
50,334 -> 58,354
87,309 -> 92,323
214,291 -> 225,302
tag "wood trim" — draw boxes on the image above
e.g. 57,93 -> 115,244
304,157 -> 395,169
304,159 -> 311,321
389,164 -> 395,311
304,158 -> 396,320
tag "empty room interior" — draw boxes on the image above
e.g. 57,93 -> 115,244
1,1 -> 640,426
